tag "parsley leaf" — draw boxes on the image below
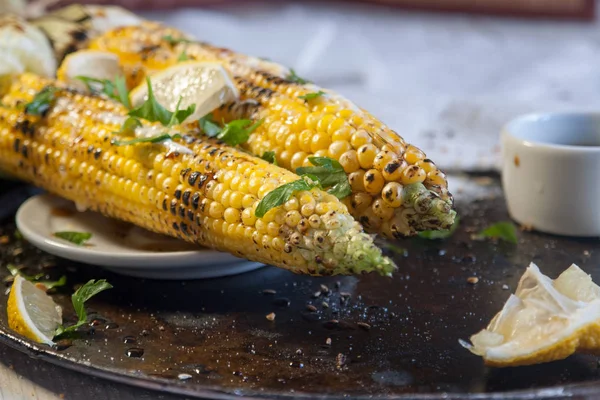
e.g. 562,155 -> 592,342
163,35 -> 195,45
7,264 -> 67,290
54,279 -> 112,339
199,113 -> 222,137
255,177 -> 319,218
218,119 -> 262,146
114,75 -> 131,109
477,221 -> 518,244
177,51 -> 189,62
286,68 -> 310,84
114,117 -> 142,135
298,91 -> 325,101
128,78 -> 194,126
112,133 -> 181,146
75,76 -> 131,109
54,231 -> 92,246
419,215 -> 460,240
261,151 -> 278,165
296,157 -> 351,199
200,115 -> 262,146
24,86 -> 58,116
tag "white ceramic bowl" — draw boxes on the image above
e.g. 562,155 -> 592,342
501,112 -> 600,237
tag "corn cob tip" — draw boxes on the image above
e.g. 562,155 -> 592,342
400,183 -> 456,234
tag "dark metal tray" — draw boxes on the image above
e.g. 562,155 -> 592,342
1,177 -> 600,400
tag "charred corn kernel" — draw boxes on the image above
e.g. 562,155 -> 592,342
1,74 -> 398,275
339,150 -> 359,173
363,169 -> 385,195
400,165 -> 427,185
285,210 -> 302,227
404,145 -> 426,165
373,150 -> 395,171
357,144 -> 378,169
328,140 -> 352,160
372,198 -> 394,220
350,129 -> 371,149
308,214 -> 321,229
348,170 -> 366,192
382,160 -> 407,182
426,170 -> 447,186
310,132 -> 331,153
77,19 -> 455,238
381,182 -> 403,208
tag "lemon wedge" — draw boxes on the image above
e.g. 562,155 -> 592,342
462,263 -> 600,367
57,50 -> 123,89
130,62 -> 239,124
0,15 -> 56,78
7,275 -> 62,345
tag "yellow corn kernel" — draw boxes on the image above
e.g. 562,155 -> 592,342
209,202 -> 225,219
267,222 -> 280,237
350,192 -> 372,213
229,191 -> 243,209
332,125 -> 353,142
400,165 -> 427,185
363,169 -> 385,195
328,140 -> 352,160
224,207 -> 241,224
417,159 -> 437,174
404,145 -> 426,165
373,150 -> 395,171
382,160 -> 407,182
372,198 -> 394,220
313,149 -> 328,158
381,182 -> 403,207
357,144 -> 378,169
350,129 -> 371,149
305,112 -> 321,130
285,133 -> 299,150
339,150 -> 360,173
348,170 -> 366,192
298,129 -> 313,152
285,210 -> 302,227
316,114 -> 335,133
241,208 -> 257,226
328,118 -> 346,135
426,170 -> 447,186
310,132 -> 331,153
290,151 -> 308,170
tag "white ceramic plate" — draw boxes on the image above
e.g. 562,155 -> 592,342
15,194 -> 264,280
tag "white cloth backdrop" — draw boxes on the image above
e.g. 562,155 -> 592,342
142,1 -> 600,172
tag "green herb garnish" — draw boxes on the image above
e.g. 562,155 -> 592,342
24,86 -> 57,116
261,151 -> 278,165
75,76 -> 131,109
199,114 -> 262,146
128,78 -> 195,127
7,264 -> 67,290
286,68 -> 310,84
477,221 -> 518,244
296,157 -> 351,199
53,231 -> 92,246
112,133 -> 181,146
298,91 -> 325,101
177,51 -> 189,62
114,116 -> 142,136
54,279 -> 112,339
419,215 -> 460,240
163,35 -> 195,45
255,177 -> 319,218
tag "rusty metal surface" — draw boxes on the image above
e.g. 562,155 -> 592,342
0,177 -> 600,399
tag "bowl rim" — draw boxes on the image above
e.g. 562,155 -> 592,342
502,111 -> 600,153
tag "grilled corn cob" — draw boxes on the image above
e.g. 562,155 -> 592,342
0,73 -> 394,276
33,6 -> 456,238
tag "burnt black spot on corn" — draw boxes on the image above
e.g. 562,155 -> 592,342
0,73 -> 394,276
